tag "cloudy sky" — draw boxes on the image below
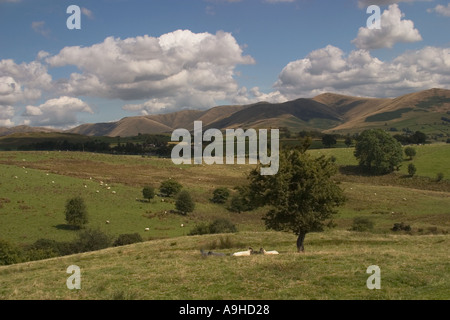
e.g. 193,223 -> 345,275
1,0 -> 450,128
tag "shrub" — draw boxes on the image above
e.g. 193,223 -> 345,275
142,186 -> 155,201
228,195 -> 247,213
350,217 -> 374,232
404,147 -> 416,160
72,228 -> 112,253
65,196 -> 88,229
391,222 -> 411,232
205,236 -> 236,250
211,187 -> 230,204
188,223 -> 210,236
188,218 -> 237,236
113,233 -> 143,246
436,172 -> 444,182
0,239 -> 23,265
159,179 -> 182,197
208,218 -> 237,234
175,190 -> 195,214
407,163 -> 417,177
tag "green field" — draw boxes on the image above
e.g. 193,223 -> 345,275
0,146 -> 449,300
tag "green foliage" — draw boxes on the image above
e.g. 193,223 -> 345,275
65,196 -> 88,229
188,218 -> 237,236
354,129 -> 404,175
159,179 -> 182,197
210,187 -> 230,204
350,217 -> 374,232
344,137 -> 353,147
113,233 -> 143,247
392,222 -> 411,232
0,239 -> 23,266
175,190 -> 195,214
322,134 -> 337,148
436,172 -> 444,182
408,163 -> 417,177
208,218 -> 238,234
142,185 -> 155,201
246,148 -> 346,250
72,228 -> 112,253
404,147 -> 416,160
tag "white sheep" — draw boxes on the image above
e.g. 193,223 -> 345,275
106,220 -> 110,224
260,248 -> 279,255
232,247 -> 254,256
112,191 -> 116,194
144,227 -> 150,231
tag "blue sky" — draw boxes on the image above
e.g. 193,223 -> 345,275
1,0 -> 450,128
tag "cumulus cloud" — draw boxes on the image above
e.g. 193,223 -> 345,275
0,59 -> 52,106
352,4 -> 422,50
47,29 -> 254,113
22,96 -> 93,127
274,45 -> 450,99
427,4 -> 450,17
31,21 -> 51,37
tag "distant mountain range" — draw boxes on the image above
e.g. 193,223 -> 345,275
2,88 -> 450,137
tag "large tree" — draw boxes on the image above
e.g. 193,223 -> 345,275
354,129 -> 403,175
246,148 -> 346,252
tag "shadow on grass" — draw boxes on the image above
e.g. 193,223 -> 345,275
54,224 -> 81,231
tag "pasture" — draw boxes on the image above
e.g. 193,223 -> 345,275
0,145 -> 449,300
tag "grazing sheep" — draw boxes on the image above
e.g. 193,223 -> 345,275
112,191 -> 116,194
260,248 -> 279,255
144,227 -> 150,231
105,220 -> 110,224
232,247 -> 254,256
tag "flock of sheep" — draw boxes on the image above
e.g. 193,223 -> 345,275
201,247 -> 279,257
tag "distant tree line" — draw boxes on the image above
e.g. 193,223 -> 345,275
393,131 -> 427,145
16,135 -> 172,156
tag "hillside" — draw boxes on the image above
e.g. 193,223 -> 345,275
2,88 -> 450,137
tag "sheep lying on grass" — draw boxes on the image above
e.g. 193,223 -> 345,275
232,247 -> 254,256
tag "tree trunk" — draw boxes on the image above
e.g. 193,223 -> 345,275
296,231 -> 306,253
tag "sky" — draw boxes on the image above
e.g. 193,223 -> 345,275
1,0 -> 450,129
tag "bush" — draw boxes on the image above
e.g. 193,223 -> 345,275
175,190 -> 195,214
208,218 -> 238,234
391,222 -> 411,232
113,233 -> 143,246
350,217 -> 374,232
0,239 -> 23,266
407,163 -> 417,177
159,179 -> 182,197
142,186 -> 155,201
404,147 -> 416,160
188,218 -> 237,236
65,196 -> 88,229
205,236 -> 236,250
72,228 -> 112,253
436,172 -> 444,182
210,187 -> 230,204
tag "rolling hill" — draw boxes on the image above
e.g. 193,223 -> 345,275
2,88 -> 450,138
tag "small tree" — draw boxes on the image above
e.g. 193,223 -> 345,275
344,137 -> 353,147
0,239 -> 23,265
322,134 -> 337,148
407,163 -> 417,177
159,179 -> 182,197
211,187 -> 230,204
65,196 -> 88,229
246,148 -> 346,252
72,228 -> 111,253
142,186 -> 155,202
404,147 -> 416,160
175,190 -> 195,214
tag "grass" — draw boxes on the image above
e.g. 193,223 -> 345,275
0,148 -> 449,300
0,230 -> 448,300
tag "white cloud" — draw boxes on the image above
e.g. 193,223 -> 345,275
357,0 -> 432,8
0,59 -> 52,106
22,96 -> 93,127
352,4 -> 422,50
274,45 -> 450,99
0,105 -> 15,127
47,29 -> 255,113
31,21 -> 50,37
427,4 -> 450,17
81,7 -> 94,19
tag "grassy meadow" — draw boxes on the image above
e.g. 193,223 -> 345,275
0,144 -> 449,300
